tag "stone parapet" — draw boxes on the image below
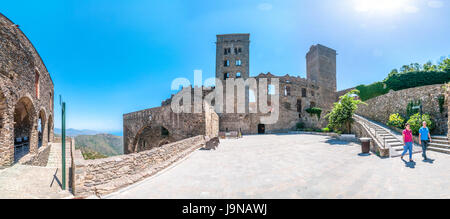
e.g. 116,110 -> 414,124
73,135 -> 206,197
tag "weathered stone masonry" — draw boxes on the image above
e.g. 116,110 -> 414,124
357,84 -> 448,135
0,13 -> 54,167
73,135 -> 207,197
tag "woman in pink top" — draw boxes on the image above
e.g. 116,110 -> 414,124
401,123 -> 414,162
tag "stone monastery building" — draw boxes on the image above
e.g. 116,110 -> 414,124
123,34 -> 340,154
0,13 -> 55,167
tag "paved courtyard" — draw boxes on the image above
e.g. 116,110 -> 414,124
107,134 -> 450,199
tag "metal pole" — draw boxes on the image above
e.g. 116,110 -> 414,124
61,102 -> 66,190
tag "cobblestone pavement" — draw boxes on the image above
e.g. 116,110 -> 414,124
107,134 -> 450,199
0,143 -> 73,199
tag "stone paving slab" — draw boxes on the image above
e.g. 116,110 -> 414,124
0,164 -> 72,199
106,134 -> 450,199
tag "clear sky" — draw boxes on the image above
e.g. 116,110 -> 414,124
2,0 -> 449,134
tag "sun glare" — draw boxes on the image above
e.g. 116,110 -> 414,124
353,0 -> 418,13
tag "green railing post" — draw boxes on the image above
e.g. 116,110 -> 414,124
61,101 -> 66,190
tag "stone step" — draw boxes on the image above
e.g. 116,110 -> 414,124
428,147 -> 450,154
431,139 -> 449,145
389,143 -> 404,147
431,136 -> 448,141
428,143 -> 450,149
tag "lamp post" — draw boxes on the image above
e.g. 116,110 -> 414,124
60,96 -> 66,190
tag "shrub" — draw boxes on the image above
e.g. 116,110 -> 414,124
305,107 -> 323,120
296,122 -> 305,130
355,82 -> 389,101
326,90 -> 365,134
386,113 -> 405,129
406,113 -> 435,135
406,100 -> 421,120
384,70 -> 450,92
322,127 -> 331,133
438,95 -> 445,114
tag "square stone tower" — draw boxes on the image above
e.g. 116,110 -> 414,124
306,44 -> 337,92
306,44 -> 337,110
216,34 -> 250,82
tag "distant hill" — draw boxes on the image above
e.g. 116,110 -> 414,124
75,134 -> 123,157
54,128 -> 103,137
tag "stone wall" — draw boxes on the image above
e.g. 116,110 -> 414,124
447,84 -> 450,139
357,84 -> 447,135
0,13 -> 54,166
21,144 -> 51,166
73,135 -> 206,197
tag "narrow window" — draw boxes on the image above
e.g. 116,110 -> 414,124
284,86 -> 291,96
310,102 -> 316,108
35,71 -> 40,99
268,85 -> 275,95
224,60 -> 230,67
238,48 -> 242,53
236,72 -> 242,78
236,60 -> 242,66
311,91 -> 315,97
234,48 -> 238,54
296,99 -> 302,113
224,73 -> 230,80
302,88 -> 307,97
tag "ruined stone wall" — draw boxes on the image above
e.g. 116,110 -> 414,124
73,135 -> 206,197
357,84 -> 447,135
0,13 -> 54,166
218,73 -> 326,134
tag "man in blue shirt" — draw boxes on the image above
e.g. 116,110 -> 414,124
419,121 -> 432,160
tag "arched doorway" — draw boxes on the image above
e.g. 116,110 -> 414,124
37,110 -> 46,148
258,124 -> 266,134
132,125 -> 174,153
13,97 -> 35,163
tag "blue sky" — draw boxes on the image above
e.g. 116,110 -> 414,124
2,0 -> 449,134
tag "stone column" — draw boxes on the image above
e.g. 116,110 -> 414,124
29,119 -> 39,155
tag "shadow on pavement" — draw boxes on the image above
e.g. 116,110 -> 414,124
50,169 -> 62,188
401,158 -> 416,169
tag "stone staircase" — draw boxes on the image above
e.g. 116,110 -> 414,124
354,115 -> 422,158
47,143 -> 72,168
429,136 -> 450,154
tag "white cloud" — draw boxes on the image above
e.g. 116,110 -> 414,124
428,0 -> 444,8
353,0 -> 419,14
258,3 -> 273,11
404,5 -> 419,13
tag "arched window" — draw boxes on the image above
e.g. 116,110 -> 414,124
236,72 -> 242,78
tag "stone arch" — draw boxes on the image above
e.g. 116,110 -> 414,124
37,108 -> 47,148
131,124 -> 175,153
13,95 -> 37,162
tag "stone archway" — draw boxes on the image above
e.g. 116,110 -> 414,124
37,109 -> 47,148
132,125 -> 175,153
13,96 -> 37,163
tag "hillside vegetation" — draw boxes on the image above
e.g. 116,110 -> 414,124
356,58 -> 450,101
75,134 -> 123,157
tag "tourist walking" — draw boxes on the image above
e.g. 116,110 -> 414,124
419,121 -> 432,160
401,123 -> 414,162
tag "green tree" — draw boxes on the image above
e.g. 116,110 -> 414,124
326,90 -> 365,134
406,113 -> 434,135
438,57 -> 450,71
